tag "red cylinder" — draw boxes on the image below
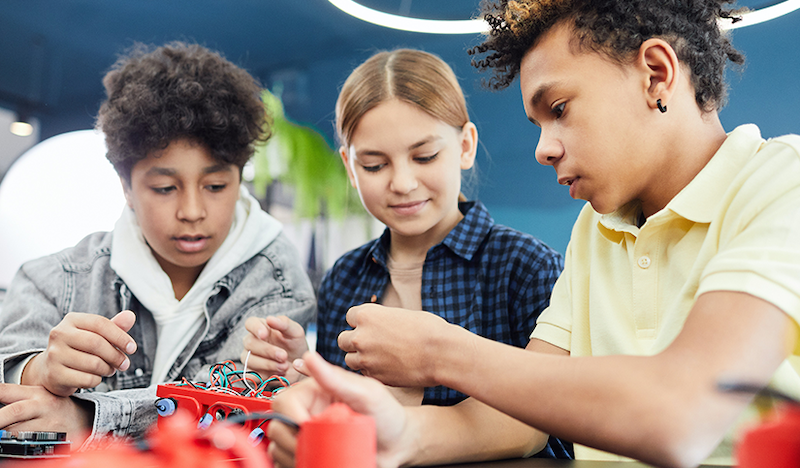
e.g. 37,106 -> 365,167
295,403 -> 377,468
737,405 -> 800,468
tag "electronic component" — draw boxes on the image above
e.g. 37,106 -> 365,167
155,361 -> 291,445
0,431 -> 70,458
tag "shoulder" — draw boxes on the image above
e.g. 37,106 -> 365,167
726,130 -> 800,213
327,239 -> 380,279
236,231 -> 315,297
22,231 -> 113,276
481,222 -> 563,270
318,238 -> 382,297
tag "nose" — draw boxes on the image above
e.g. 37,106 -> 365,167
534,129 -> 564,166
177,188 -> 206,222
389,162 -> 418,194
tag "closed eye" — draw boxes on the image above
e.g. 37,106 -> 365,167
206,184 -> 227,192
152,186 -> 176,195
414,153 -> 438,163
362,164 -> 385,173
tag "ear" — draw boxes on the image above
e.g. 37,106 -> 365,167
120,177 -> 134,210
459,122 -> 478,170
637,38 -> 680,112
339,146 -> 358,189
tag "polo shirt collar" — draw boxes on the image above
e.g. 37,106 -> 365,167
362,201 -> 494,267
666,124 -> 763,223
599,124 -> 764,236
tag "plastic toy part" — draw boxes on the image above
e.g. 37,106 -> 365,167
154,398 -> 177,417
10,409 -> 272,468
737,404 -> 800,468
197,413 -> 214,430
155,383 -> 273,433
248,428 -> 265,446
295,403 -> 377,468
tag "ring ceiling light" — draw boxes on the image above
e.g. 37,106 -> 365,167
328,0 -> 800,34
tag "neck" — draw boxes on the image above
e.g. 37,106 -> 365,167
639,108 -> 728,218
154,255 -> 205,301
388,210 -> 464,264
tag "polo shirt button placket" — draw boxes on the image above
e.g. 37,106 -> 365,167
637,255 -> 651,269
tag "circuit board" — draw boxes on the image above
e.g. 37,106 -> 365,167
0,431 -> 70,458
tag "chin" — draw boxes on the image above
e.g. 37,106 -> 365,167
589,201 -> 616,215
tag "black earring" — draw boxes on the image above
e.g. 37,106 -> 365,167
657,99 -> 667,113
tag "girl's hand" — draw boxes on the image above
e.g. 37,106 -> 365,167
241,315 -> 309,382
21,311 -> 137,397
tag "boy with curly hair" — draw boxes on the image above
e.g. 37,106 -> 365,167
0,42 -> 315,448
266,1 -> 800,467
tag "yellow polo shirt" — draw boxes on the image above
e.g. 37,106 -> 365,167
531,124 -> 800,464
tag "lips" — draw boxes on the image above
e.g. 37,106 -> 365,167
173,235 -> 209,253
557,175 -> 580,199
389,200 -> 428,216
557,176 -> 576,186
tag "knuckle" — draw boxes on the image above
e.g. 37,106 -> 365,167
91,357 -> 113,376
6,402 -> 26,420
77,372 -> 102,390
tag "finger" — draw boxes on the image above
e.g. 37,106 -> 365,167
243,333 -> 289,363
267,422 -> 299,468
345,305 -> 362,328
300,352 -> 382,413
337,329 -> 355,353
110,310 -> 136,333
0,386 -> 41,428
265,316 -> 306,340
66,313 -> 137,355
245,316 -> 270,340
52,326 -> 131,372
292,359 -> 310,377
242,350 -> 290,375
45,345 -> 115,382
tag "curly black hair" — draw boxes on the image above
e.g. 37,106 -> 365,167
96,42 -> 269,181
469,0 -> 745,111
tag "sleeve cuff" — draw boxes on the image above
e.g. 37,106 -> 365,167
530,322 -> 572,353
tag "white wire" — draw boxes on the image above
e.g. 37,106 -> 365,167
242,350 -> 256,394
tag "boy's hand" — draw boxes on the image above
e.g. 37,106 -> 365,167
241,316 -> 309,382
268,352 -> 410,468
0,383 -> 93,448
21,311 -> 137,397
339,304 -> 452,387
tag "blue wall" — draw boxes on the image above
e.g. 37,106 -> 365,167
15,5 -> 799,256
280,9 -> 800,255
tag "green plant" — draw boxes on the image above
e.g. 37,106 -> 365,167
251,89 -> 363,219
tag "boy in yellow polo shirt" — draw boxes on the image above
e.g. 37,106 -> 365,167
265,1 -> 800,467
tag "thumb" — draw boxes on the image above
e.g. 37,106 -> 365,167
266,315 -> 306,339
299,351 -> 385,415
111,310 -> 136,332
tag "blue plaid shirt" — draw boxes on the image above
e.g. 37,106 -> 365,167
316,201 -> 572,458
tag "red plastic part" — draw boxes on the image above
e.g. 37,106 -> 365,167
156,383 -> 273,433
7,409 -> 272,468
737,404 -> 800,468
295,403 -> 377,468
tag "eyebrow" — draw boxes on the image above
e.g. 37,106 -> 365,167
144,164 -> 234,177
355,135 -> 443,158
527,81 -> 561,127
530,82 -> 558,109
203,163 -> 234,174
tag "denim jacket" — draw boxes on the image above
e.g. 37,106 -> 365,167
0,230 -> 316,447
